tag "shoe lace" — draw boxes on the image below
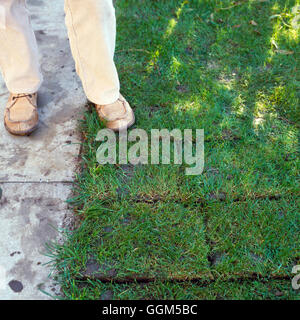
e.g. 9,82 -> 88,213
12,93 -> 33,100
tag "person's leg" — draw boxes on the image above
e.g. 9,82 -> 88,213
64,0 -> 135,131
0,0 -> 41,135
64,0 -> 120,105
0,0 -> 42,94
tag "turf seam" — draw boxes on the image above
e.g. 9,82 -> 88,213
92,193 -> 294,207
133,194 -> 288,204
75,273 -> 293,285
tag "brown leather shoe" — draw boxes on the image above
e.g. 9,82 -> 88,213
95,94 -> 135,132
4,93 -> 39,136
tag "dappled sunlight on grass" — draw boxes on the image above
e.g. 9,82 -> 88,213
50,0 -> 299,299
164,0 -> 188,38
169,56 -> 182,79
252,116 -> 265,133
146,0 -> 188,74
164,18 -> 178,39
146,49 -> 160,73
269,2 -> 299,52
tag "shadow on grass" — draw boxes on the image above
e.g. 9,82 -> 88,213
56,0 -> 299,295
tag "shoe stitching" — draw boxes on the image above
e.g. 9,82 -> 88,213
97,98 -> 128,122
6,94 -> 37,123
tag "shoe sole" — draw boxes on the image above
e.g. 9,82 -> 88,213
4,121 -> 39,136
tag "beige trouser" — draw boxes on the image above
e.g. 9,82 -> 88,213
0,0 -> 120,105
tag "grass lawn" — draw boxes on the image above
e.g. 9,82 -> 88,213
48,0 -> 299,299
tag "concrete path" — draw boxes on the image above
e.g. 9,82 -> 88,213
0,0 -> 86,299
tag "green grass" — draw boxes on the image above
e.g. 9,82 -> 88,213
47,0 -> 299,299
51,279 -> 299,300
206,197 -> 299,277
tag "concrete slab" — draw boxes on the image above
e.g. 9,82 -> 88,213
0,183 -> 72,300
0,0 -> 85,299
